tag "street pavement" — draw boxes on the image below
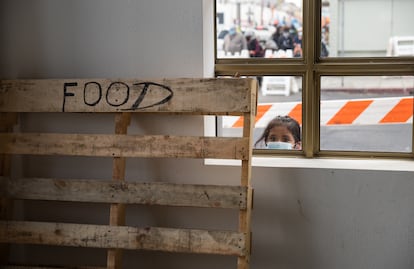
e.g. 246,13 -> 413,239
258,76 -> 414,103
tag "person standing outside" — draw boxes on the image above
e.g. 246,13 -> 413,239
277,26 -> 294,51
245,30 -> 264,58
254,115 -> 302,150
223,26 -> 247,56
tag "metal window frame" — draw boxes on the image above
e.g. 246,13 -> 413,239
214,0 -> 414,160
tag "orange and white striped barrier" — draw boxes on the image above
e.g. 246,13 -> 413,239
223,97 -> 413,128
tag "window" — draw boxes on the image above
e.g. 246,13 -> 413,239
214,0 -> 414,159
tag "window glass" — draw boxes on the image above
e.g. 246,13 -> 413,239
320,76 -> 414,152
220,76 -> 303,151
323,0 -> 414,58
216,0 -> 303,59
215,1 -> 414,158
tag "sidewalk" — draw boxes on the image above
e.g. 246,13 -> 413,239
259,76 -> 413,103
321,76 -> 414,94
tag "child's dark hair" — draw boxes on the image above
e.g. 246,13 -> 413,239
254,115 -> 301,147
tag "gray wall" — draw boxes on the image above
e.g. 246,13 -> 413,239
1,1 -> 414,269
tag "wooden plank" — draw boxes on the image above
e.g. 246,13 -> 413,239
108,112 -> 130,269
0,221 -> 246,256
0,113 -> 18,131
0,177 -> 247,209
0,133 -> 249,160
238,111 -> 255,269
1,265 -> 106,269
0,78 -> 256,115
0,113 -> 18,264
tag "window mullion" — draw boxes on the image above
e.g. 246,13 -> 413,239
302,0 -> 320,157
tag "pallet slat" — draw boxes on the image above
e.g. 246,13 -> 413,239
0,133 -> 249,160
107,112 -> 130,269
0,221 -> 246,256
1,265 -> 107,269
0,78 -> 257,115
238,111 -> 255,268
0,177 -> 247,209
0,112 -> 17,264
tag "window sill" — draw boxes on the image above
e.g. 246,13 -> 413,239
204,156 -> 414,171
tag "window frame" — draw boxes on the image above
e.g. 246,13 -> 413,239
213,0 -> 414,160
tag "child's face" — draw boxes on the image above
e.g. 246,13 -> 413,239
266,125 -> 300,149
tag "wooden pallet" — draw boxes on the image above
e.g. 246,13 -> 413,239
0,78 -> 257,269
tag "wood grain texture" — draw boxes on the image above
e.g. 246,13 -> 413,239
0,221 -> 246,256
0,77 -> 257,268
238,111 -> 255,269
1,265 -> 107,269
0,133 -> 249,160
0,78 -> 257,115
108,112 -> 130,269
0,112 -> 17,264
0,177 -> 247,209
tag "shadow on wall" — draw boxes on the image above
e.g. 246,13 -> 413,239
250,167 -> 315,269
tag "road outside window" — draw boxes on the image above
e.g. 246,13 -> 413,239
320,76 -> 413,152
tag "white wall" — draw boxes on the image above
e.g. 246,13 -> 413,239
330,0 -> 414,56
2,1 -> 414,269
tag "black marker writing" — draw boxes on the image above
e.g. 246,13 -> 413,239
84,82 -> 102,106
123,82 -> 173,111
62,81 -> 173,111
62,82 -> 77,112
106,82 -> 129,107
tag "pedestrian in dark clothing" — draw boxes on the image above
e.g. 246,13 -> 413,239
277,26 -> 294,50
245,30 -> 264,58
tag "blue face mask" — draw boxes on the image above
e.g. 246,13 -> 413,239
267,141 -> 293,150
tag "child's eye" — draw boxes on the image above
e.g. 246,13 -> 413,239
269,136 -> 277,142
282,136 -> 291,142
